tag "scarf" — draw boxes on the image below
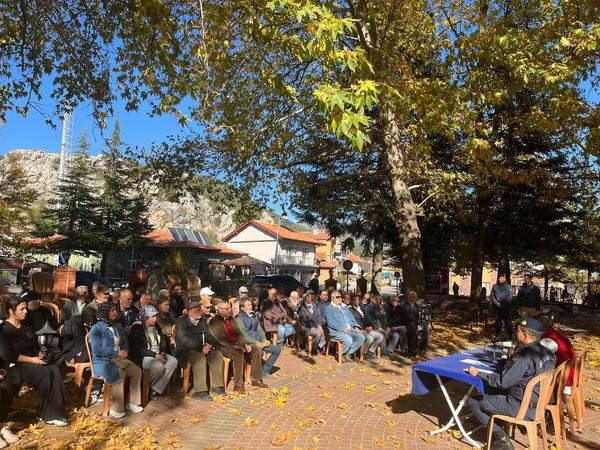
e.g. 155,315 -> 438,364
96,302 -> 116,326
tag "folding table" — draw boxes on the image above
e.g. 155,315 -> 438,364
411,349 -> 503,448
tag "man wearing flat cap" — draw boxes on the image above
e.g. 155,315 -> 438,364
174,297 -> 225,401
467,318 -> 555,450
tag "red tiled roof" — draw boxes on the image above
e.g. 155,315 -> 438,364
21,234 -> 68,246
320,260 -> 338,269
222,220 -> 322,245
348,253 -> 367,263
298,230 -> 332,241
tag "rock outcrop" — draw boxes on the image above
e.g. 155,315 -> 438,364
1,149 -> 272,241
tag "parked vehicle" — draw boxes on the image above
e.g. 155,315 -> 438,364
247,275 -> 306,296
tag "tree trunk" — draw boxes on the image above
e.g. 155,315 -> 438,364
371,234 -> 384,294
470,234 -> 485,305
381,106 -> 426,297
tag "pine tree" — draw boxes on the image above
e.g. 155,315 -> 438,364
43,130 -> 104,253
98,120 -> 151,274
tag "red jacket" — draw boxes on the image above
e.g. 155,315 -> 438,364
542,327 -> 577,387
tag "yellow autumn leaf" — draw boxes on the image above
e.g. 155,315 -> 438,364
365,385 -> 377,392
336,402 -> 349,410
383,380 -> 394,385
421,436 -> 435,444
273,395 -> 288,406
305,405 -> 316,411
342,382 -> 355,390
188,417 -> 207,423
393,443 -> 404,449
313,418 -> 327,425
319,392 -> 332,398
228,408 -> 242,416
270,424 -> 280,431
373,438 -> 388,448
333,435 -> 342,441
312,435 -> 321,443
386,420 -> 397,428
271,432 -> 292,446
203,444 -> 221,450
244,417 -> 259,427
371,371 -> 383,377
590,360 -> 598,367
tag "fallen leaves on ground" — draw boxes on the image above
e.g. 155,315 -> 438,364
188,417 -> 207,423
244,417 -> 259,427
271,432 -> 293,446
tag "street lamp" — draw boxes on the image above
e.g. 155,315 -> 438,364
273,208 -> 288,273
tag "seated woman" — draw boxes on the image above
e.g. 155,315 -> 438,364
129,305 -> 177,400
89,303 -> 144,419
0,298 -> 68,427
0,333 -> 19,448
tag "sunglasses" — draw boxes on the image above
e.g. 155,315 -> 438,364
333,295 -> 342,298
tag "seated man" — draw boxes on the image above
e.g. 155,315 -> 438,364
116,288 -> 138,333
133,292 -> 154,314
209,302 -> 268,393
81,285 -> 110,327
22,291 -> 57,333
261,288 -> 294,345
467,318 -> 555,450
237,299 -> 282,377
61,285 -> 89,323
399,291 -> 428,356
175,298 -> 225,401
385,295 -> 408,353
364,294 -> 402,357
536,314 -> 577,394
325,291 -> 365,362
349,294 -> 384,359
156,297 -> 176,354
297,291 -> 326,354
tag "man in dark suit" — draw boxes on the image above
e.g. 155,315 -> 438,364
209,301 -> 267,394
297,291 -> 326,353
61,285 -> 89,323
174,298 -> 224,401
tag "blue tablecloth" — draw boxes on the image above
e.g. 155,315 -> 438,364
411,350 -> 502,396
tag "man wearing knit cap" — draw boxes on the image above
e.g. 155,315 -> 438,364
467,318 -> 555,450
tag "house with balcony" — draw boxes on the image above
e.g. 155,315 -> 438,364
221,220 -> 321,285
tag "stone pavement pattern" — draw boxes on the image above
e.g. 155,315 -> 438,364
114,346 -> 600,450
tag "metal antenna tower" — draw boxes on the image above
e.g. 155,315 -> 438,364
58,111 -> 74,182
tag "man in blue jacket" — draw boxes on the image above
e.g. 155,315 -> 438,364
325,291 -> 365,362
490,274 -> 513,340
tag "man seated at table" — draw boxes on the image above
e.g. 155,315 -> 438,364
467,318 -> 555,450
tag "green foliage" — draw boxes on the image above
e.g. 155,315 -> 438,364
163,248 -> 192,287
0,157 -> 35,249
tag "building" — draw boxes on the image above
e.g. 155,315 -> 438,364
221,220 -> 321,285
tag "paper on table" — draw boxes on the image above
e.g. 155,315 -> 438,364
463,368 -> 494,374
460,358 -> 491,367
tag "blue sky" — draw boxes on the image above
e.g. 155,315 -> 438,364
0,101 -> 182,156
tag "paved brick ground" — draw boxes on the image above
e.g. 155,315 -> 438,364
91,345 -> 600,450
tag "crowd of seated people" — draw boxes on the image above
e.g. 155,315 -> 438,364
0,270 -> 435,441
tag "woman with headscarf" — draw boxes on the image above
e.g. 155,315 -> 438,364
129,305 -> 178,400
89,302 -> 144,419
0,298 -> 68,427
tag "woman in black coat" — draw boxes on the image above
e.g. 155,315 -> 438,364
0,298 -> 68,427
0,331 -> 19,447
129,305 -> 178,399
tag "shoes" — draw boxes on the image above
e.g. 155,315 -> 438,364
46,419 -> 69,427
212,386 -> 226,395
491,429 -> 515,450
126,403 -> 144,413
364,352 -> 375,359
0,427 -> 19,444
233,385 -> 246,394
251,380 -> 268,388
192,391 -> 213,401
109,410 -> 126,419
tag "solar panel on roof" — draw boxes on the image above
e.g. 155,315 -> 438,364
168,228 -> 212,245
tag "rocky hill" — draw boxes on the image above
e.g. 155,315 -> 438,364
1,149 -> 273,241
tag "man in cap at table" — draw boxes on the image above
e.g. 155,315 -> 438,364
467,318 -> 555,450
